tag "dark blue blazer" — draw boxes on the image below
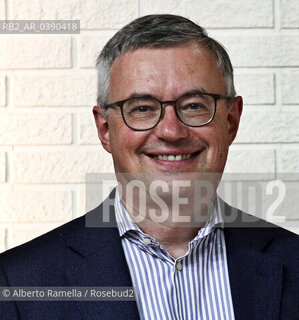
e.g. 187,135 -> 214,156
0,192 -> 298,320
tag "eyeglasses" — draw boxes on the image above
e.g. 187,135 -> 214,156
103,91 -> 233,131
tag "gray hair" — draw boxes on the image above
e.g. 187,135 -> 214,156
96,14 -> 236,110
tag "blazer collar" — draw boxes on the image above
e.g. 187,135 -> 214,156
65,190 -> 140,319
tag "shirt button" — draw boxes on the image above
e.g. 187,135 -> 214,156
143,238 -> 151,245
175,261 -> 183,271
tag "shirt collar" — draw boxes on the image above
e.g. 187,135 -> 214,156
114,187 -> 140,237
193,197 -> 224,241
114,186 -> 224,240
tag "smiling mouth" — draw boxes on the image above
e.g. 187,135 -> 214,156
148,151 -> 200,161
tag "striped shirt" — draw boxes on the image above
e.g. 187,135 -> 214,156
114,190 -> 235,320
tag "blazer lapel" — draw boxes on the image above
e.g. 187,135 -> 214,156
64,193 -> 140,319
223,202 -> 282,320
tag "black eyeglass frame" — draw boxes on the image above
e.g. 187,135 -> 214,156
103,92 -> 233,131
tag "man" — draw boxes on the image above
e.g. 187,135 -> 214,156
0,14 -> 298,320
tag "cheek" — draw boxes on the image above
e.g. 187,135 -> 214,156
200,122 -> 231,159
199,122 -> 229,144
109,121 -> 147,157
211,113 -> 230,143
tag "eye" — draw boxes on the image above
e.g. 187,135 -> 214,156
129,105 -> 159,114
184,103 -> 207,110
134,106 -> 151,112
124,98 -> 160,116
187,103 -> 201,109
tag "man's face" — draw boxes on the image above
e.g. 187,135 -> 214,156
94,43 -> 242,187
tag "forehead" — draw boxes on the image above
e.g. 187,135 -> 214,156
109,43 -> 226,101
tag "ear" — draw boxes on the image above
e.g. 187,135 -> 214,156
227,96 -> 243,145
93,106 -> 111,153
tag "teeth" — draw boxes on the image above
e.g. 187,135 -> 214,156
154,154 -> 192,161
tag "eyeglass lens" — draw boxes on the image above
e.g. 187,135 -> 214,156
122,94 -> 215,130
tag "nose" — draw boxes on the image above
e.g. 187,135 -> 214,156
154,104 -> 189,141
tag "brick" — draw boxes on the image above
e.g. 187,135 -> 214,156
79,112 -> 99,145
0,228 -> 5,253
0,190 -> 72,222
280,149 -> 299,172
8,224 -> 62,249
13,150 -> 114,183
235,110 -> 299,143
0,76 -> 6,106
214,35 -> 299,67
225,149 -> 275,173
280,0 -> 299,28
13,74 -> 96,107
0,152 -> 6,183
142,0 -> 273,28
141,0 -> 185,16
79,34 -> 115,68
0,0 -> 5,19
11,0 -> 138,29
77,189 -> 86,217
0,114 -> 72,145
0,37 -> 71,69
281,72 -> 299,104
234,73 -> 274,104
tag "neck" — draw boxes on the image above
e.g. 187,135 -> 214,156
137,219 -> 200,259
117,176 -> 218,258
120,192 -> 216,259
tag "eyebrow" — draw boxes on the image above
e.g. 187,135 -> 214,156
125,88 -> 208,101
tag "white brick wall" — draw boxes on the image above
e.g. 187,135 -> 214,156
214,35 -> 299,67
13,151 -> 114,183
0,190 -> 72,222
281,72 -> 299,104
225,149 -> 276,174
280,150 -> 299,172
11,0 -> 139,29
280,0 -> 299,28
234,74 -> 275,104
141,0 -> 274,28
0,152 -> 6,183
235,110 -> 299,143
78,35 -> 116,68
0,0 -> 298,252
0,37 -> 72,69
0,76 -> 6,106
0,0 -> 5,20
0,229 -> 5,252
13,74 -> 96,107
0,114 -> 72,145
12,150 -> 112,183
79,112 -> 99,145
